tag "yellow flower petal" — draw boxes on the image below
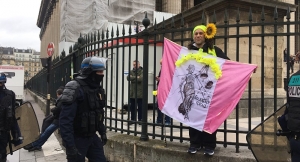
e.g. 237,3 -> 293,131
153,91 -> 158,96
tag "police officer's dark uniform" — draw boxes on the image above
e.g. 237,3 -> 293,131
0,73 -> 22,162
287,70 -> 300,162
59,57 -> 107,162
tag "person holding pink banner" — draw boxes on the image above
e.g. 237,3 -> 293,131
186,24 -> 229,155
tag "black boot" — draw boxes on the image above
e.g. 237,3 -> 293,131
28,146 -> 42,152
23,144 -> 33,150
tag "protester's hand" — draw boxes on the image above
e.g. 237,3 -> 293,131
66,146 -> 80,160
101,134 -> 107,145
156,76 -> 160,81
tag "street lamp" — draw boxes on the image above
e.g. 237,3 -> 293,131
40,57 -> 51,116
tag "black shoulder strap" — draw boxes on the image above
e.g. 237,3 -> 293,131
74,79 -> 90,92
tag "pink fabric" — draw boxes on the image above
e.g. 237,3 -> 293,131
157,38 -> 182,110
157,38 -> 257,133
203,61 -> 257,133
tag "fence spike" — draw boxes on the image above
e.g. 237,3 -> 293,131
98,30 -> 100,40
106,28 -> 109,38
274,6 -> 278,20
236,8 -> 240,22
94,31 -> 97,42
142,11 -> 150,29
201,10 -> 206,25
116,25 -> 119,37
162,17 -> 165,29
249,7 -> 253,22
261,6 -> 265,21
212,10 -> 216,24
78,34 -> 83,46
101,30 -> 104,40
91,32 -> 93,42
111,26 -> 114,38
224,9 -> 228,23
122,24 -> 125,36
181,13 -> 184,27
87,34 -> 90,43
129,22 -> 132,35
154,18 -> 157,30
171,16 -> 175,28
69,45 -> 72,53
286,6 -> 291,20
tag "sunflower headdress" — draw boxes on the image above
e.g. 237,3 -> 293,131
204,23 -> 217,39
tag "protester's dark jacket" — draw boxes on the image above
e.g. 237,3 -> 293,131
51,95 -> 62,125
59,77 -> 106,148
189,43 -> 230,60
127,67 -> 143,98
157,70 -> 161,86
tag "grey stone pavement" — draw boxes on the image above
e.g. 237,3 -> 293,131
8,90 -> 269,162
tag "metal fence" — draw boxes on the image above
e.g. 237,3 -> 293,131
28,6 -> 300,153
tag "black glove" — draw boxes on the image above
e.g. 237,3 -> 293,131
66,146 -> 80,160
101,134 -> 107,145
51,107 -> 58,114
12,137 -> 23,146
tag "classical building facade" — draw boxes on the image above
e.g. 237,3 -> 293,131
14,48 -> 41,83
37,0 -> 205,59
37,0 -> 299,91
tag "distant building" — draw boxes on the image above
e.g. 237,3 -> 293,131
0,47 -> 42,83
0,47 -> 15,65
14,48 -> 41,83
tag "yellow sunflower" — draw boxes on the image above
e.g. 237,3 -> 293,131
205,23 -> 217,39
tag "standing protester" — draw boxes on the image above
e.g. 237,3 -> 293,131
127,60 -> 143,125
0,72 -> 23,161
23,86 -> 64,151
187,24 -> 230,155
59,57 -> 107,162
284,48 -> 288,62
156,59 -> 171,125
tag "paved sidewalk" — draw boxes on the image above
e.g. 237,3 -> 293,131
12,91 -> 66,162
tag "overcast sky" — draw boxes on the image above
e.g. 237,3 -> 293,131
0,0 -> 41,51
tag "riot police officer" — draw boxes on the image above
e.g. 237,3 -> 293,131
0,72 -> 22,162
59,57 -> 107,162
287,70 -> 300,162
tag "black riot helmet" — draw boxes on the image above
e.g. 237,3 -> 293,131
77,57 -> 107,79
0,73 -> 7,84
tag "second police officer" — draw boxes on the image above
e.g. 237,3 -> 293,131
0,73 -> 23,162
286,69 -> 300,162
59,57 -> 107,162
